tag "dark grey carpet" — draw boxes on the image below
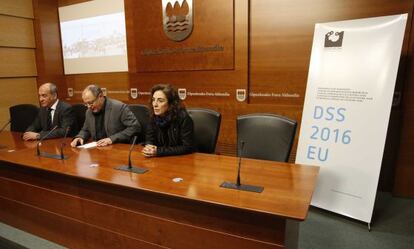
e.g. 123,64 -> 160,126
299,192 -> 414,249
0,223 -> 65,249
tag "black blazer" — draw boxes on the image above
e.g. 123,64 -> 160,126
145,109 -> 194,156
25,100 -> 76,139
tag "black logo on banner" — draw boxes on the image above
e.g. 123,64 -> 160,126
324,31 -> 344,47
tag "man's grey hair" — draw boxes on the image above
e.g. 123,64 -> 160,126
42,82 -> 57,97
49,83 -> 57,96
84,84 -> 103,97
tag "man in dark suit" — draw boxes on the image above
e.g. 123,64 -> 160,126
70,85 -> 141,147
23,83 -> 76,140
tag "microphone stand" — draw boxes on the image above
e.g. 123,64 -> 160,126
59,127 -> 70,160
114,136 -> 148,174
220,141 -> 264,193
0,120 -> 10,149
36,126 -> 68,160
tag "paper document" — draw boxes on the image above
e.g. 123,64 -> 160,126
77,142 -> 97,149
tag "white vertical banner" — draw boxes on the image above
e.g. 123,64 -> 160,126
295,14 -> 407,223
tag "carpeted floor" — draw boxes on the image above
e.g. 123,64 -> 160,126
299,192 -> 414,249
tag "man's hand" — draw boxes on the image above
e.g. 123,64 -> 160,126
96,138 -> 112,147
22,132 -> 39,141
70,138 -> 84,148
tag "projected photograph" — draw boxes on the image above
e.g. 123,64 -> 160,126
61,12 -> 127,59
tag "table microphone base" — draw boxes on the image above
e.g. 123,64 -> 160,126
115,165 -> 148,174
38,152 -> 68,160
220,181 -> 264,193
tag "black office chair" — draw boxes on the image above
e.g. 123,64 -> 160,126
9,104 -> 39,132
237,113 -> 297,162
188,108 -> 221,154
71,104 -> 87,135
129,104 -> 150,143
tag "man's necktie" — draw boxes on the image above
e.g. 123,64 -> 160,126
47,108 -> 53,130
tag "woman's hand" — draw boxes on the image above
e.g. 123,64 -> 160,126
142,144 -> 157,157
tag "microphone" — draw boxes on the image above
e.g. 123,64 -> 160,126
128,136 -> 137,169
236,140 -> 245,186
0,120 -> 10,133
114,136 -> 148,174
59,127 -> 70,160
220,140 -> 264,193
36,125 -> 58,156
0,120 -> 10,149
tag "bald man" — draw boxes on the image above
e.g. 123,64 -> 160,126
23,83 -> 76,141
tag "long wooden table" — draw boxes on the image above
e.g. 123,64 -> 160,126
0,131 -> 319,249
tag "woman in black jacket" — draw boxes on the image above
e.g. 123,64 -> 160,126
142,84 -> 194,157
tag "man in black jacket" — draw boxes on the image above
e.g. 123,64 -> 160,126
23,83 -> 76,140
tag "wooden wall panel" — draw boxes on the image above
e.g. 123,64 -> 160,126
65,72 -> 130,102
33,0 -> 66,97
58,0 -> 91,7
0,78 -> 38,130
0,15 -> 35,48
0,1 -> 37,131
0,0 -> 33,18
394,8 -> 414,197
249,0 -> 413,106
134,0 -> 234,72
0,48 -> 37,77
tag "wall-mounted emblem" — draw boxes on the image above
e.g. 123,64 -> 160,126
324,31 -> 344,47
178,88 -> 187,100
162,0 -> 193,42
67,88 -> 73,97
236,89 -> 246,102
130,88 -> 138,99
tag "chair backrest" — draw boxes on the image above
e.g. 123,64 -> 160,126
9,104 -> 39,132
128,104 -> 150,143
71,104 -> 87,135
237,113 -> 297,162
187,108 -> 221,154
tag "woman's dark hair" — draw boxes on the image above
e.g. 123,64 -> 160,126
148,84 -> 184,122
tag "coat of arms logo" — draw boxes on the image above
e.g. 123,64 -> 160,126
162,0 -> 194,42
130,88 -> 138,99
67,88 -> 74,97
178,88 -> 187,100
236,89 -> 246,102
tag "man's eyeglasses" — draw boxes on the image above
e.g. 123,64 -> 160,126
84,96 -> 99,107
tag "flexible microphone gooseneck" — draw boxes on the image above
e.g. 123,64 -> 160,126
36,125 -> 58,156
220,140 -> 264,193
0,120 -> 10,133
60,127 -> 70,160
128,136 -> 137,169
236,140 -> 245,186
114,136 -> 148,174
0,120 -> 11,149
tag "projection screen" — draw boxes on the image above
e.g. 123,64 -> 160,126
58,0 -> 128,74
